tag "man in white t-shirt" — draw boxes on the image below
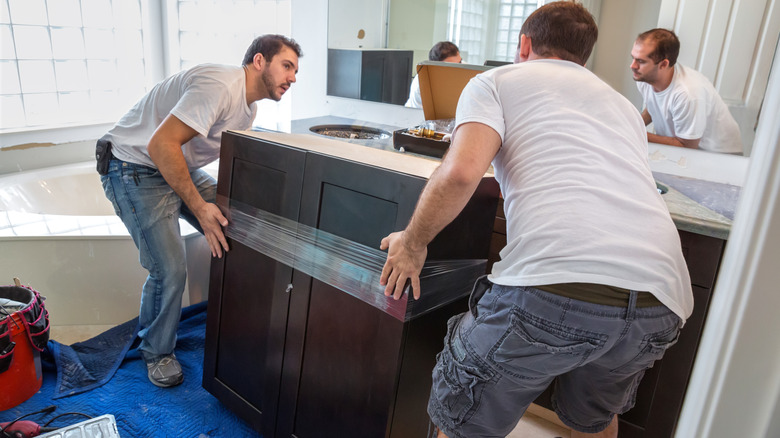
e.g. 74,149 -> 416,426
631,28 -> 743,154
380,3 -> 691,438
97,34 -> 301,388
405,41 -> 462,108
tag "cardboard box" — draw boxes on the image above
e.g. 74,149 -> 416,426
394,61 -> 492,157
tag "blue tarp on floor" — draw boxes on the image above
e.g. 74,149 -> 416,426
2,302 -> 261,437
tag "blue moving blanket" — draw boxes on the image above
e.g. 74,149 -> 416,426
2,302 -> 261,437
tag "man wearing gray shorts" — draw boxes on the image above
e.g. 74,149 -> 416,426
380,2 -> 692,437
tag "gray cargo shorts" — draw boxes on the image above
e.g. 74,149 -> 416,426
427,277 -> 682,437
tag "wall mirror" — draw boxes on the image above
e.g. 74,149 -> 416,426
327,0 -> 780,158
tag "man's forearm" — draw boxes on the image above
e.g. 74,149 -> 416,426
402,164 -> 481,251
146,114 -> 206,215
647,132 -> 700,149
148,140 -> 206,213
403,122 -> 501,250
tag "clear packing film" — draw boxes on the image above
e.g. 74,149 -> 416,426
220,196 -> 487,321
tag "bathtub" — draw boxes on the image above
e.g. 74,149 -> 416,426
0,161 -> 213,326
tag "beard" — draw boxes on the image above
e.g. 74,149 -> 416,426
262,69 -> 284,101
632,68 -> 656,83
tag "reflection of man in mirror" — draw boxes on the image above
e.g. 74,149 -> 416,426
631,28 -> 743,154
404,41 -> 462,108
381,3 -> 691,438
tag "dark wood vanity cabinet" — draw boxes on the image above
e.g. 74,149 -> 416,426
203,131 -> 500,438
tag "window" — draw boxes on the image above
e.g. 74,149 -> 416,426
1,0 -> 149,132
1,0 -> 292,134
169,0 -> 292,131
447,0 -> 601,65
494,1 -> 537,61
447,0 -> 488,64
447,0 -> 539,64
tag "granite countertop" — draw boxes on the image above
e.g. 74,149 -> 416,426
653,172 -> 739,240
281,117 -> 738,241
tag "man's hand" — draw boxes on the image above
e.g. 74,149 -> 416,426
378,122 -> 501,301
195,202 -> 230,258
379,231 -> 427,300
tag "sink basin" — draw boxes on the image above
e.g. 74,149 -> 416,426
310,124 -> 391,140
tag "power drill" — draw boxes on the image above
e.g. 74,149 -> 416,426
0,420 -> 59,438
0,406 -> 58,438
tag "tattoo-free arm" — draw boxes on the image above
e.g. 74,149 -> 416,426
379,122 -> 501,300
147,114 -> 230,258
647,132 -> 701,149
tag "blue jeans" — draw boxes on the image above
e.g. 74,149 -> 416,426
100,159 -> 215,361
428,278 -> 682,437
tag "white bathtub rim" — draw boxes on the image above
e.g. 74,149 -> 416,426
0,161 -> 218,238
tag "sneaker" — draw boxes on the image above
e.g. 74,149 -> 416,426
145,353 -> 184,388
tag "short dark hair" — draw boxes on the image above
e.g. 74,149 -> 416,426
636,28 -> 680,66
242,34 -> 302,66
428,41 -> 460,61
519,1 -> 598,65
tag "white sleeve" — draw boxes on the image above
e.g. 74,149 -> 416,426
454,74 -> 505,140
170,76 -> 230,137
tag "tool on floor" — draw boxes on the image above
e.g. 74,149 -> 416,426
0,406 -> 102,438
0,405 -> 56,438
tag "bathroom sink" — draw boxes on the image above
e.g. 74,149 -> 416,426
309,124 -> 391,140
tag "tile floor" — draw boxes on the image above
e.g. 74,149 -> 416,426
50,325 -> 572,438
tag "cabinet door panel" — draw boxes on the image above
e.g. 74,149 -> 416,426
317,182 -> 399,248
277,152 -> 499,438
291,281 -> 404,438
277,153 -> 424,438
204,134 -> 306,433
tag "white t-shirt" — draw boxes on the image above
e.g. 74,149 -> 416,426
637,64 -> 742,154
405,74 -> 422,108
106,64 -> 257,170
457,60 -> 693,321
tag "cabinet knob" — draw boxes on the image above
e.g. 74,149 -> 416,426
285,283 -> 293,293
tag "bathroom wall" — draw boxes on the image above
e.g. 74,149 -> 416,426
591,0 -> 663,109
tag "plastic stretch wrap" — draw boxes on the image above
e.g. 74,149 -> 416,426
221,197 -> 487,321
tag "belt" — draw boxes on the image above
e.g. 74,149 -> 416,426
535,283 -> 663,308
